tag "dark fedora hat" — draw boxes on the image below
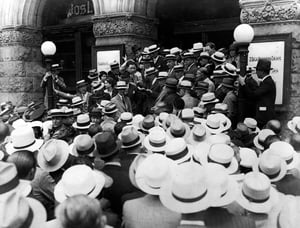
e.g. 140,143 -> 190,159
23,102 -> 46,122
94,131 -> 121,158
194,81 -> 209,91
256,58 -> 272,71
221,77 -> 236,89
165,78 -> 178,89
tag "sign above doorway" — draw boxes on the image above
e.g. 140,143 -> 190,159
67,0 -> 94,18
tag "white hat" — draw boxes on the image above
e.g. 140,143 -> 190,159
170,47 -> 182,55
192,42 -> 203,52
6,126 -> 44,155
12,119 -> 28,129
54,165 -> 106,203
287,116 -> 300,133
135,154 -> 175,195
253,129 -> 275,150
187,124 -> 210,146
165,138 -> 192,164
200,143 -> 238,174
211,51 -> 226,63
132,114 -> 144,129
70,134 -> 96,157
244,117 -> 260,133
166,119 -> 191,140
155,112 -> 169,127
158,72 -> 168,78
181,108 -> 195,123
160,163 -> 214,213
205,134 -> 231,145
202,114 -> 225,135
236,172 -> 279,213
72,114 -> 92,130
192,141 -> 211,165
144,129 -> 170,154
199,92 -> 219,106
267,141 -> 300,170
203,163 -> 239,207
213,113 -> 232,132
253,153 -> 287,182
239,147 -> 258,169
118,112 -> 133,125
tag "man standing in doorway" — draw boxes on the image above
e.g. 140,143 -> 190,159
238,58 -> 276,128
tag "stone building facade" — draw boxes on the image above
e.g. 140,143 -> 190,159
0,0 -> 299,124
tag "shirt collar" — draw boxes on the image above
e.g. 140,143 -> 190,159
261,75 -> 271,82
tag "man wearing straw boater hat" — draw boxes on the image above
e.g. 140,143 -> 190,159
148,44 -> 168,71
182,52 -> 198,75
123,154 -> 180,228
111,81 -> 132,114
239,58 -> 276,128
76,79 -> 91,113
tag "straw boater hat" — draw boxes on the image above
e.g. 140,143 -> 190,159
167,119 -> 191,140
0,192 -> 47,228
192,141 -> 211,165
158,71 -> 168,78
0,162 -> 32,197
129,154 -> 148,188
139,115 -> 157,134
135,154 -> 175,195
206,134 -> 231,146
199,92 -> 219,106
165,138 -> 193,164
148,44 -> 160,54
202,114 -> 226,135
91,80 -> 104,91
187,124 -> 210,146
115,81 -> 129,90
204,163 -> 239,207
110,61 -> 119,70
165,54 -> 177,61
88,69 -> 99,80
12,118 -> 27,129
191,42 -> 203,53
6,126 -> 44,155
94,131 -> 121,158
144,128 -> 170,154
118,112 -> 133,125
253,153 -> 287,182
71,96 -> 85,107
155,112 -> 169,127
236,172 -> 279,214
37,139 -> 70,172
239,147 -> 258,171
173,64 -> 184,72
199,143 -> 239,174
120,126 -> 144,149
287,116 -> 300,133
70,134 -> 97,157
160,163 -> 214,213
170,47 -> 182,55
221,63 -> 237,76
214,113 -> 232,132
132,114 -> 144,129
211,51 -> 226,63
76,80 -> 88,88
266,141 -> 300,170
253,129 -> 276,150
244,117 -> 260,133
72,114 -> 92,130
162,114 -> 178,130
22,102 -> 46,122
54,165 -> 106,203
211,103 -> 229,115
103,102 -> 118,115
199,51 -> 211,59
145,67 -> 158,77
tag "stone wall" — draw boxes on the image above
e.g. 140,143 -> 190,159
93,15 -> 158,59
0,27 -> 45,105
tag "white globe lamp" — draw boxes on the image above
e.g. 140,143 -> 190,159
41,41 -> 56,56
234,24 -> 254,44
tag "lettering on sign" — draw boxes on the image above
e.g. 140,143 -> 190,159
67,0 -> 94,18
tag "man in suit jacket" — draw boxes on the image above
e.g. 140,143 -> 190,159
111,81 -> 132,113
239,58 -> 276,128
183,52 -> 198,76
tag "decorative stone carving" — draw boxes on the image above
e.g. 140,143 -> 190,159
0,28 -> 42,47
93,15 -> 157,39
240,0 -> 300,23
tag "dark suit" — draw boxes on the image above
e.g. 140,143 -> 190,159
275,174 -> 300,196
241,75 -> 276,128
111,94 -> 132,113
147,78 -> 166,110
102,162 -> 140,215
185,63 -> 198,76
154,55 -> 168,71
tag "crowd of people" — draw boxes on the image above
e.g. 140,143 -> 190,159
0,41 -> 299,228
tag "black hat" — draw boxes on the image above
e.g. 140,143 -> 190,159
256,58 -> 272,72
94,132 -> 121,158
165,78 -> 178,89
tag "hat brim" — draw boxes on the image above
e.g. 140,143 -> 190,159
27,197 -> 47,227
166,123 -> 191,140
167,145 -> 193,165
138,121 -> 159,134
252,158 -> 287,183
19,180 -> 33,197
186,130 -> 210,146
103,109 -> 118,114
159,180 -> 214,213
211,56 -> 226,63
199,98 -> 219,106
70,142 -> 97,158
143,134 -> 171,153
200,153 -> 239,175
129,154 -> 149,188
253,135 -> 264,150
210,176 -> 239,207
37,143 -> 70,172
287,121 -> 298,134
193,142 -> 211,164
54,170 -> 105,203
236,187 -> 279,214
88,75 -> 99,80
135,159 -> 175,195
121,133 -> 144,149
203,123 -> 225,135
98,140 -> 121,158
6,139 -> 44,155
148,47 -> 160,54
72,122 -> 92,130
115,86 -> 129,90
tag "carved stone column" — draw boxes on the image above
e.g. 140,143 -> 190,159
0,27 -> 45,105
93,15 -> 158,58
240,0 -> 300,135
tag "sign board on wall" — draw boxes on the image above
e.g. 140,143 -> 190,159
67,0 -> 94,18
248,41 -> 285,105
